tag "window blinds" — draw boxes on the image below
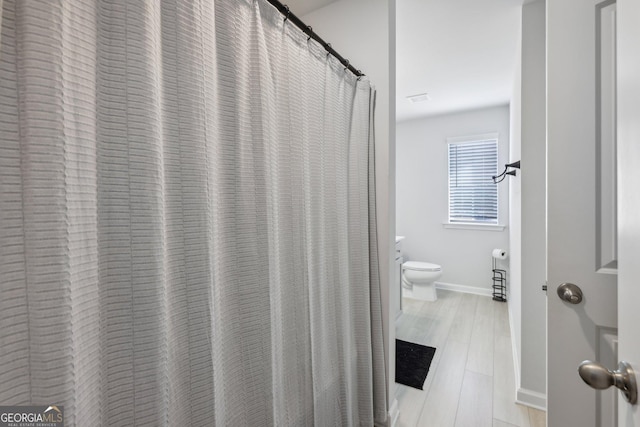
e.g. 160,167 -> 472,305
448,139 -> 498,224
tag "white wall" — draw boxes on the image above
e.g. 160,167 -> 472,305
509,0 -> 547,409
396,106 -> 510,293
519,0 -> 546,405
508,17 -> 523,395
303,1 -> 398,423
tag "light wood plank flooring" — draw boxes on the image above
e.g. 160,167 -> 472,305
395,290 -> 546,427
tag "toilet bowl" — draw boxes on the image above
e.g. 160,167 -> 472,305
402,261 -> 442,302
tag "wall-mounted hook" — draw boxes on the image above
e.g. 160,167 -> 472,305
506,160 -> 520,169
492,160 -> 521,183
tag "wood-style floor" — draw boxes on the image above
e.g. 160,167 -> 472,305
395,290 -> 546,427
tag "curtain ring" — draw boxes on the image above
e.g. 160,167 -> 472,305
307,26 -> 313,41
283,5 -> 290,22
344,59 -> 350,71
326,43 -> 332,58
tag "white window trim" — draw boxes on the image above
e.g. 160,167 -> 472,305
446,132 -> 500,226
442,222 -> 506,232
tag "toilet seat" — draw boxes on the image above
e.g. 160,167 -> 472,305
403,261 -> 441,272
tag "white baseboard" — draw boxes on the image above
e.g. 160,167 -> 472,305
516,387 -> 547,411
435,281 -> 493,297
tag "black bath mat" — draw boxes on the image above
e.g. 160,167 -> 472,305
395,339 -> 436,390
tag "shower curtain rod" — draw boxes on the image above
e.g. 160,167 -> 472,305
265,0 -> 365,77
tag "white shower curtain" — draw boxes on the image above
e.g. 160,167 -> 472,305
0,0 -> 387,425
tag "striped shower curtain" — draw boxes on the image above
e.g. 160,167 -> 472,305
0,0 -> 387,425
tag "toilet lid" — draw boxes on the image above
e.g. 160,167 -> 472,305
403,261 -> 441,272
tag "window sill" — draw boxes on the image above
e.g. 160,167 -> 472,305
442,222 -> 506,232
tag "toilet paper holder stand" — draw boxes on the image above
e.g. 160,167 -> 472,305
492,256 -> 507,302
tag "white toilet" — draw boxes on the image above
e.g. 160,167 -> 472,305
402,261 -> 442,302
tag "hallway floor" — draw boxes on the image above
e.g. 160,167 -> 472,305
395,290 -> 546,427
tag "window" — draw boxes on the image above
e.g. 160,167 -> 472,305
447,135 -> 498,225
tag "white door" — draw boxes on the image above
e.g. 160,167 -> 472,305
616,0 -> 640,424
547,0 -> 640,425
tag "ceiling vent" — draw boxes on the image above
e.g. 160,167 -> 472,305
406,93 -> 431,103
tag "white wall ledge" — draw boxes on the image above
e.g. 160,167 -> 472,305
442,222 -> 506,231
